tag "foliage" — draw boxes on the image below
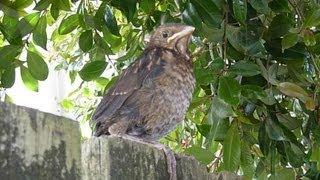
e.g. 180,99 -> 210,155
0,0 -> 320,178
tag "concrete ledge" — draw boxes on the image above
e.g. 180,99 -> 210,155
82,136 -> 241,180
0,102 -> 81,179
0,102 -> 241,180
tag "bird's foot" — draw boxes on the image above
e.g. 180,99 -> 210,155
153,143 -> 177,180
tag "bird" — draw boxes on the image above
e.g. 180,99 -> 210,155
91,23 -> 195,180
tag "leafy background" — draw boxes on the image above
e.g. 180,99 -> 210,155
0,0 -> 320,179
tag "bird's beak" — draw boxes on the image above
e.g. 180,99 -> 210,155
167,26 -> 195,44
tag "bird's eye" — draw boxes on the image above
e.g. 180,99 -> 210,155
162,32 -> 168,38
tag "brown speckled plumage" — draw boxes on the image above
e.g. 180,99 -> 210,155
92,24 -> 195,141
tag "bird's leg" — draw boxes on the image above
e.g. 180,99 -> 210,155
117,135 -> 177,180
152,142 -> 177,180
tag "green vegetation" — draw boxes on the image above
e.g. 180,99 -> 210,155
0,0 -> 320,179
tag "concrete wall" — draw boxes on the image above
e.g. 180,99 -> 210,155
0,102 -> 240,180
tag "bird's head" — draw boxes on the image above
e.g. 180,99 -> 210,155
148,24 -> 195,57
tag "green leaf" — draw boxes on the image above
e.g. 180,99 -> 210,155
232,0 -> 247,24
182,3 -> 202,30
218,76 -> 240,106
208,118 -> 230,141
94,33 -> 114,54
304,9 -> 320,28
110,0 -> 137,22
53,0 -> 71,11
227,25 -> 266,56
268,14 -> 293,38
282,33 -> 298,51
27,51 -> 49,81
1,65 -> 15,88
104,5 -> 120,36
60,99 -> 74,111
0,16 -> 22,45
241,85 -> 267,100
34,0 -> 51,11
229,61 -> 260,77
79,30 -> 93,52
302,30 -> 316,47
206,97 -> 234,141
20,66 -> 38,92
223,122 -> 241,172
185,146 -> 215,164
0,45 -> 21,68
248,0 -> 269,14
284,142 -> 305,167
18,12 -> 40,36
140,0 -> 155,14
258,123 -> 270,156
274,168 -> 295,180
269,0 -> 290,13
79,61 -> 107,81
191,0 -> 222,28
50,3 -> 60,20
58,14 -> 79,35
202,24 -> 223,43
266,118 -> 286,141
278,82 -> 315,110
241,142 -> 254,179
11,0 -> 33,9
278,82 -> 309,100
33,15 -> 47,49
276,113 -> 301,130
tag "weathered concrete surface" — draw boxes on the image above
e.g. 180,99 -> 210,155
0,102 -> 241,180
0,102 -> 81,180
82,136 -> 241,180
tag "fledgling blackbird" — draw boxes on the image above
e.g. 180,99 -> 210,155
92,24 -> 195,139
91,23 -> 195,179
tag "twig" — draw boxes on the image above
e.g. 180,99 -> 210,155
106,54 -> 119,74
68,81 -> 85,97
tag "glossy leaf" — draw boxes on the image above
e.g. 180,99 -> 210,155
94,33 -> 114,54
268,14 -> 293,38
79,30 -> 93,52
269,0 -> 290,13
266,119 -> 286,141
58,14 -> 79,35
241,142 -> 254,179
110,0 -> 137,22
27,51 -> 49,81
34,0 -> 51,11
185,146 -> 215,164
18,12 -> 40,36
182,3 -> 202,30
229,61 -> 260,77
302,29 -> 316,47
140,0 -> 155,14
304,9 -> 320,28
79,61 -> 107,81
20,66 -> 38,92
1,65 -> 15,88
278,82 -> 309,100
191,0 -> 222,28
282,33 -> 298,51
33,15 -> 47,49
223,122 -> 241,172
249,0 -> 269,14
218,76 -> 240,106
0,45 -> 21,68
258,123 -> 270,156
232,0 -> 247,24
104,5 -> 120,36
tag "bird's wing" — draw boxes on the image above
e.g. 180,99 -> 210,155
91,48 -> 164,123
